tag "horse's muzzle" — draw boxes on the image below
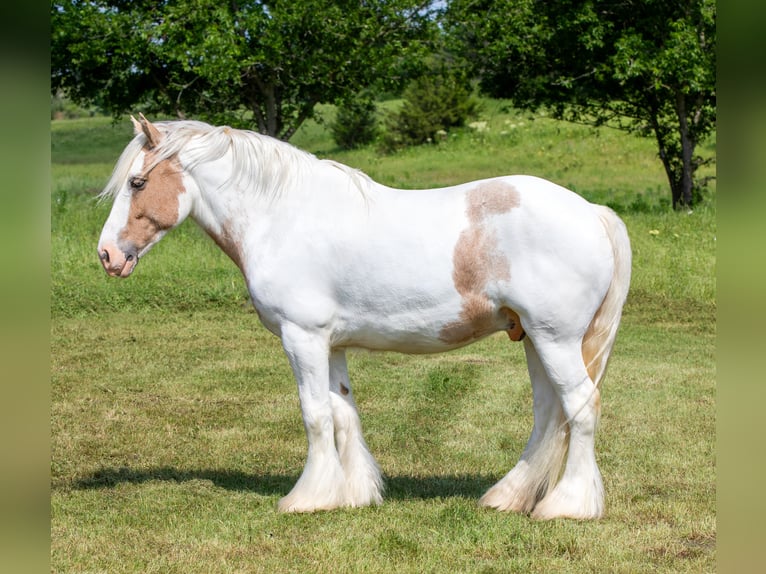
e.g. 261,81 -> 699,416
98,242 -> 138,278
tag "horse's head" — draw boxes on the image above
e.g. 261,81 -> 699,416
97,114 -> 194,277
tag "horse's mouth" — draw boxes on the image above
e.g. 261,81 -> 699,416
117,257 -> 138,277
99,250 -> 138,278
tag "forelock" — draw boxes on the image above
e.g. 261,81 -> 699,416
98,135 -> 147,202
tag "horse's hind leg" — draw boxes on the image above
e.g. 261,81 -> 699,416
528,338 -> 604,520
480,338 -> 568,513
329,350 -> 384,507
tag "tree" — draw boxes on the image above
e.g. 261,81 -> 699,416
331,94 -> 380,150
382,61 -> 480,150
51,0 -> 434,140
446,0 -> 716,208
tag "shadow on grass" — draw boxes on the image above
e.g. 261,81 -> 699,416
72,466 -> 496,501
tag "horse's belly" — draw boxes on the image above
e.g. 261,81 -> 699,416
332,303 -> 514,354
336,329 -> 472,354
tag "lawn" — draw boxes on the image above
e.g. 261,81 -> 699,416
51,106 -> 716,573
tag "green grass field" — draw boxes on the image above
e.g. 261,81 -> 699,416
51,106 -> 715,573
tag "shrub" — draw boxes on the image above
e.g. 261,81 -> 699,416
382,70 -> 480,151
331,95 -> 379,150
51,90 -> 99,120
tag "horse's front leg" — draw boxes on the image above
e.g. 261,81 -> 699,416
329,350 -> 383,507
278,324 -> 347,512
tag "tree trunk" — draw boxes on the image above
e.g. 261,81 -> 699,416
649,97 -> 693,210
249,74 -> 281,138
675,91 -> 694,208
649,105 -> 680,208
264,85 -> 279,137
280,101 -> 317,141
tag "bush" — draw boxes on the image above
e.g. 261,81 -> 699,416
51,90 -> 99,120
331,95 -> 379,150
382,70 -> 480,151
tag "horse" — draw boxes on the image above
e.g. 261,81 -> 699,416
97,114 -> 631,519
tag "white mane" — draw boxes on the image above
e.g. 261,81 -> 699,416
100,120 -> 372,201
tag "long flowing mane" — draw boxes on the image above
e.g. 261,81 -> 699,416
100,120 -> 372,201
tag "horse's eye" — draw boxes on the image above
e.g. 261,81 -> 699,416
129,176 -> 147,190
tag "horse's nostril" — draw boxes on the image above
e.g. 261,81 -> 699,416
126,254 -> 134,262
100,250 -> 110,263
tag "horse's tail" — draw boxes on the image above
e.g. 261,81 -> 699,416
582,205 -> 632,388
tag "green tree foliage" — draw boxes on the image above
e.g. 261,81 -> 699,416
383,65 -> 480,150
446,0 -> 716,208
331,95 -> 380,150
51,0 -> 434,140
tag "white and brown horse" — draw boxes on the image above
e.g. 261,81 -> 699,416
98,115 -> 631,519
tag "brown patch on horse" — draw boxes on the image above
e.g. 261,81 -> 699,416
440,181 -> 522,344
439,294 -> 498,344
119,149 -> 185,250
339,383 -> 350,396
465,180 -> 522,222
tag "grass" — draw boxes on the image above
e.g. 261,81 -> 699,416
51,104 -> 716,573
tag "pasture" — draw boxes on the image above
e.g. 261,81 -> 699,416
51,105 -> 715,572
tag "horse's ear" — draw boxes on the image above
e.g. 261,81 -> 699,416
130,115 -> 142,135
131,113 -> 162,149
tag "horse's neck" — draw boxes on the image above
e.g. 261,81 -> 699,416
189,154 -> 368,256
185,155 -> 257,251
